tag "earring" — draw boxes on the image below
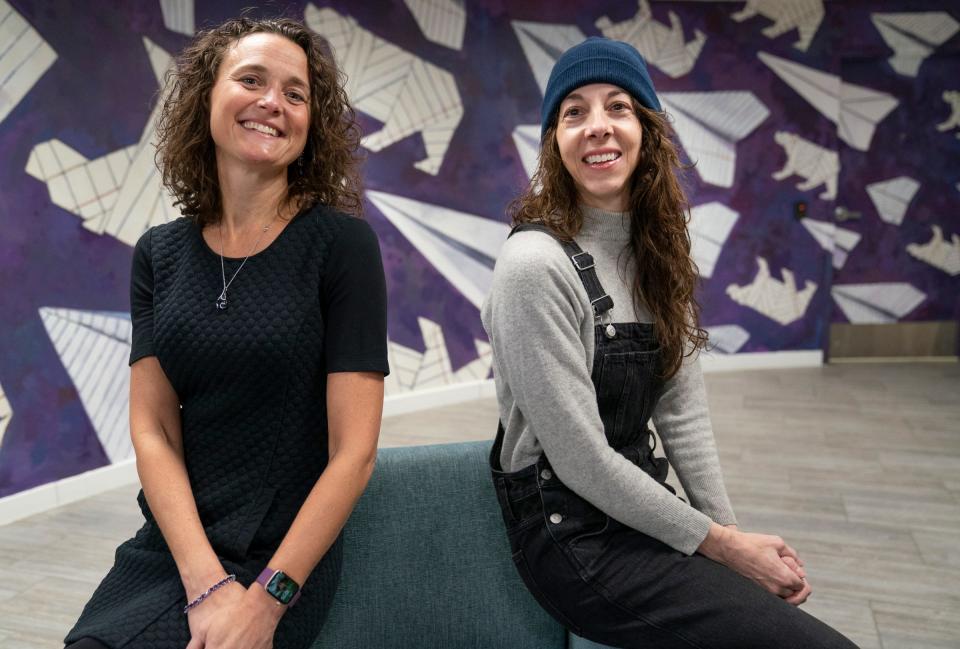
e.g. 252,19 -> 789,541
297,155 -> 304,176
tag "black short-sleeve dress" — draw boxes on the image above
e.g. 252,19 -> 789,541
65,204 -> 389,649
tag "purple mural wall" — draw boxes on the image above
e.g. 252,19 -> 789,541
1,0 -> 958,499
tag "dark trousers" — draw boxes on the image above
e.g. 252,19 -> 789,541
499,456 -> 860,649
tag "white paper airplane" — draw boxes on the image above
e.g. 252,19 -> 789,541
386,317 -> 492,395
39,308 -> 134,463
865,176 -> 920,226
660,91 -> 770,187
871,12 -> 959,77
511,21 -> 587,96
596,0 -> 706,78
305,4 -> 463,175
726,257 -> 817,326
0,380 -> 11,447
907,225 -> 960,276
25,38 -> 179,247
367,190 -> 510,308
159,0 -> 194,35
704,324 -> 750,354
0,0 -> 58,125
512,124 -> 540,180
730,0 -> 824,52
689,202 -> 739,278
831,283 -> 926,324
800,219 -> 861,269
404,0 -> 466,50
758,51 -> 899,152
771,131 -> 839,200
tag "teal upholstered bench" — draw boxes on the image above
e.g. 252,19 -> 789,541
312,440 -> 613,649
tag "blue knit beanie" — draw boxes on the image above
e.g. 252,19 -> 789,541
540,37 -> 661,140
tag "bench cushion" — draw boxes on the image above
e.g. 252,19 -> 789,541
312,441 -> 566,649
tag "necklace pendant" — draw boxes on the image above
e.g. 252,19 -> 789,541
216,291 -> 228,311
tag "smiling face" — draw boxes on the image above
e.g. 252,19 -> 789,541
208,32 -> 310,173
555,83 -> 642,212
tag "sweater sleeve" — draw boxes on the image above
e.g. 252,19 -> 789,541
653,356 -> 737,526
484,233 -> 713,555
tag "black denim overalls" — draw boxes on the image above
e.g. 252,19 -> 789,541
488,225 -> 860,649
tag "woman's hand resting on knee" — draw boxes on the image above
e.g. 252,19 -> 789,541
697,523 -> 811,605
185,581 -> 283,649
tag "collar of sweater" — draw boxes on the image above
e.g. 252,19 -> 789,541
578,204 -> 631,242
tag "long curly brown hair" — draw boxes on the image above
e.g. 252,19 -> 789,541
510,101 -> 708,380
155,16 -> 362,225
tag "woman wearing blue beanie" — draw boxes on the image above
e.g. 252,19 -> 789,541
482,37 -> 857,648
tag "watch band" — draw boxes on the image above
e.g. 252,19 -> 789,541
256,567 -> 302,607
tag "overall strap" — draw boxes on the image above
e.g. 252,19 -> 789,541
509,223 -> 614,317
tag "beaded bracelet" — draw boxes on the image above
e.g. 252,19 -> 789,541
183,574 -> 236,614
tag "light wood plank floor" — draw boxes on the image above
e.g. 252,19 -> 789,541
1,363 -> 958,648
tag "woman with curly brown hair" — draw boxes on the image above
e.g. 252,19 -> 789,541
65,16 -> 388,649
484,38 -> 857,648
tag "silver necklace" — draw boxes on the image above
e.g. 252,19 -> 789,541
215,218 -> 274,311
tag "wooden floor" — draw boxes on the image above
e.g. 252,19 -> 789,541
1,363 -> 958,648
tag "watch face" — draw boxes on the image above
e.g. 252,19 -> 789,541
266,571 -> 299,605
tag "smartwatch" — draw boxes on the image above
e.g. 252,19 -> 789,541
256,568 -> 302,606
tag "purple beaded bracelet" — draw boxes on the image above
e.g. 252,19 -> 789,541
183,574 -> 236,614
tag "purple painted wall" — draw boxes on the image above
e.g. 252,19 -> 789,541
1,0 -> 957,497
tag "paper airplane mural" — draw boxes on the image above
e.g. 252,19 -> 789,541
159,0 -> 194,36
726,257 -> 817,326
771,131 -> 839,200
758,51 -> 899,152
512,21 -> 587,96
936,90 -> 960,139
730,0 -> 825,52
595,0 -> 706,78
0,381 -> 11,448
404,0 -> 466,50
907,225 -> 960,276
704,324 -> 750,354
689,202 -> 739,279
660,91 -> 770,188
800,218 -> 861,269
386,317 -> 492,394
831,283 -> 926,324
0,0 -> 58,125
25,38 -> 178,247
39,308 -> 134,464
871,12 -> 960,77
512,124 -> 540,180
865,176 -> 920,226
367,190 -> 510,308
306,4 -> 463,176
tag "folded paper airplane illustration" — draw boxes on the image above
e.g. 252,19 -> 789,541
865,176 -> 920,226
831,283 -> 926,324
758,51 -> 899,152
871,11 -> 959,77
660,91 -> 770,188
367,190 -> 510,309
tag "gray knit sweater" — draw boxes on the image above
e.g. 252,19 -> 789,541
481,205 -> 737,555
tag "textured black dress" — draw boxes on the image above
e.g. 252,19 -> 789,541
64,204 -> 390,648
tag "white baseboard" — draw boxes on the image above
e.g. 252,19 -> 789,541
700,350 -> 823,372
382,379 -> 495,417
0,458 -> 138,526
0,352 -> 823,525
